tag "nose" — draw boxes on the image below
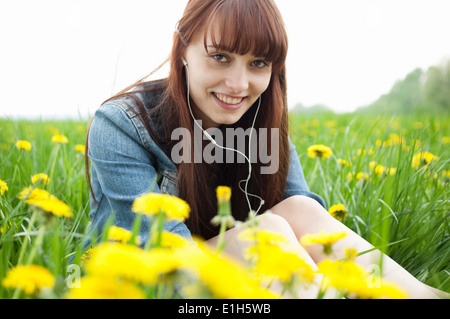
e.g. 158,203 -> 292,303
224,64 -> 249,94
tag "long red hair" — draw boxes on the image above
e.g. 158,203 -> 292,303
86,0 -> 290,240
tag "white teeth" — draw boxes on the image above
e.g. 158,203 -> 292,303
214,93 -> 244,105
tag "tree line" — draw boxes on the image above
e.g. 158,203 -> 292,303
291,59 -> 450,115
358,59 -> 450,115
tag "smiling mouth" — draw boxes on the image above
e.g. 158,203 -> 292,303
213,92 -> 246,105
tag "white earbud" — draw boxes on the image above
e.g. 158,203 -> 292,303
182,57 -> 265,214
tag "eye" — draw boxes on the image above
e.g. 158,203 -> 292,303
211,54 -> 229,63
252,60 -> 269,68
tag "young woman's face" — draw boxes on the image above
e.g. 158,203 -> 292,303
183,25 -> 272,129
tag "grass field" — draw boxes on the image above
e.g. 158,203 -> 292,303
0,111 -> 448,299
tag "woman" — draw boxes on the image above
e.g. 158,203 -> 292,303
86,0 -> 443,298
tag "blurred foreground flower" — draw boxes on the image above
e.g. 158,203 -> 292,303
179,241 -> 280,299
67,276 -> 145,299
2,265 -> 55,295
31,173 -> 50,186
307,144 -> 333,159
317,251 -> 407,299
151,230 -> 191,249
0,179 -> 8,195
71,240 -> 278,299
301,230 -> 347,256
107,225 -> 141,246
211,186 -> 235,228
18,186 -> 73,218
15,140 -> 32,151
132,193 -> 190,221
239,227 -> 315,286
84,243 -> 183,285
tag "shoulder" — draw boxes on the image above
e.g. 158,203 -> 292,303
90,80 -> 167,149
100,79 -> 166,119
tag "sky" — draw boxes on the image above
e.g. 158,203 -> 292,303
1,0 -> 450,119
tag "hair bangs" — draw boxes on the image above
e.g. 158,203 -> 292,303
203,0 -> 287,67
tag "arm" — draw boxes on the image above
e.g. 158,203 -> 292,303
87,101 -> 192,245
284,137 -> 326,208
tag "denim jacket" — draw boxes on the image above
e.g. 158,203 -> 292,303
87,85 -> 325,244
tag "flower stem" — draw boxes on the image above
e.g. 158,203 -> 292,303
25,224 -> 46,265
16,211 -> 38,266
148,210 -> 165,249
216,222 -> 228,253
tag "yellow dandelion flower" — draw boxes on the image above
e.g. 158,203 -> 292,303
31,173 -> 50,186
376,134 -> 401,147
387,133 -> 400,146
212,186 -> 234,228
0,179 -> 8,195
375,139 -> 383,147
411,152 -> 438,168
51,132 -> 68,144
328,204 -> 348,221
151,231 -> 191,249
357,172 -> 369,181
238,228 -> 288,246
337,159 -> 351,166
216,186 -> 231,202
250,243 -> 315,284
15,140 -> 32,151
107,225 -> 141,245
177,242 -> 280,299
18,186 -> 50,201
317,259 -> 407,299
307,144 -> 333,159
31,196 -> 73,218
386,167 -> 397,175
357,148 -> 373,156
18,186 -> 73,218
344,248 -> 358,260
75,144 -> 86,155
301,230 -> 347,255
238,228 -> 314,284
348,172 -> 369,182
81,247 -> 95,263
85,243 -> 183,284
66,276 -> 145,299
2,265 -> 55,295
369,161 -> 386,177
132,192 -> 190,221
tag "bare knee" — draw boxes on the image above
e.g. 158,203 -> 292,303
256,212 -> 291,231
254,213 -> 301,244
271,195 -> 328,221
269,195 -> 336,242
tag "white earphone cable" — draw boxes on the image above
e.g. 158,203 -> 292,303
183,59 -> 265,214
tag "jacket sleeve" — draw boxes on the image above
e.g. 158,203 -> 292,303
284,137 -> 326,209
87,102 -> 193,246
